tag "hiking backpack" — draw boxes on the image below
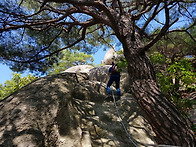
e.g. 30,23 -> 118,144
112,64 -> 119,74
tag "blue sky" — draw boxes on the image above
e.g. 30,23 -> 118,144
0,64 -> 13,84
0,2 -> 192,84
0,48 -> 107,84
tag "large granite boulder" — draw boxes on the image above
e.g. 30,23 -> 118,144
89,65 -> 110,83
0,69 -> 156,147
101,47 -> 117,65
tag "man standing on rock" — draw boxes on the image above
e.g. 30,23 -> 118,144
106,62 -> 121,101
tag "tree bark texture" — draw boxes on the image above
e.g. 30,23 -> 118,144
118,14 -> 195,146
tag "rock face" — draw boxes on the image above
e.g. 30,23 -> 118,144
0,66 -> 156,147
89,66 -> 130,93
101,46 -> 124,65
101,47 -> 117,65
64,65 -> 94,74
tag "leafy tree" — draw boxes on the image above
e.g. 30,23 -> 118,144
47,50 -> 94,74
118,42 -> 195,115
151,55 -> 195,110
0,50 -> 93,99
0,73 -> 37,99
0,0 -> 195,145
149,26 -> 196,115
0,0 -> 111,73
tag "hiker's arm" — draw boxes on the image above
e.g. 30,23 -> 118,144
108,67 -> 112,76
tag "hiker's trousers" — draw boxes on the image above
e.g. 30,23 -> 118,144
107,74 -> 120,89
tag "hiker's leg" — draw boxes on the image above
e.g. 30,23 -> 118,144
107,87 -> 111,95
116,88 -> 121,97
107,77 -> 113,95
115,76 -> 121,97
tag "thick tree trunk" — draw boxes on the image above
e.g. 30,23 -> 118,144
126,53 -> 195,146
118,14 -> 195,146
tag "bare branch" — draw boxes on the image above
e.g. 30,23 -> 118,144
140,2 -> 162,32
141,0 -> 174,52
5,16 -> 99,63
0,7 -> 77,32
1,0 -> 195,66
24,27 -> 87,63
168,29 -> 196,43
28,29 -> 63,62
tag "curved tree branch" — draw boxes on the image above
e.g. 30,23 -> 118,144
5,17 -> 99,63
141,0 -> 173,52
0,0 -> 195,65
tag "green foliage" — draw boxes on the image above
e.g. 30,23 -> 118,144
0,1 -> 113,74
0,73 -> 37,100
114,50 -> 195,114
149,25 -> 196,115
155,58 -> 195,93
115,50 -> 127,72
156,72 -> 173,94
47,50 -> 94,75
149,52 -> 166,64
152,56 -> 195,114
116,58 -> 127,72
0,50 -> 93,99
168,60 -> 195,89
191,124 -> 196,133
172,97 -> 196,113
